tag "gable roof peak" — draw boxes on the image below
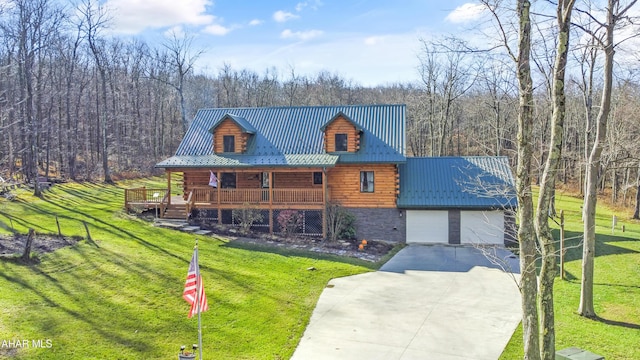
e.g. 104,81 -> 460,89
320,111 -> 363,132
209,113 -> 257,134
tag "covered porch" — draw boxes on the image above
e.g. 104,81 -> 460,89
125,167 -> 329,236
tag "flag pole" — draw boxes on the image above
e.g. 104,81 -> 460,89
195,238 -> 203,360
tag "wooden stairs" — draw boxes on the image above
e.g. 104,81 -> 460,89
162,204 -> 188,220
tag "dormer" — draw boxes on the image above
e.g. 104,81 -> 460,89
320,112 -> 363,153
209,114 -> 257,154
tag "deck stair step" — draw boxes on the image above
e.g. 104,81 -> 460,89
181,226 -> 201,232
154,220 -> 188,229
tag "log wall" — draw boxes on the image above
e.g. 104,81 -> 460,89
327,164 -> 399,208
213,119 -> 249,153
324,116 -> 360,152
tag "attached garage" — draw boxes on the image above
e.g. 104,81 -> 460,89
406,210 -> 448,244
461,210 -> 505,245
398,157 -> 517,246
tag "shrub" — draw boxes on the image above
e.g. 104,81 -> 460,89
277,210 -> 302,237
232,204 -> 264,235
326,201 -> 356,242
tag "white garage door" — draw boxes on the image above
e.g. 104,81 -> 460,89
406,210 -> 448,243
461,211 -> 504,245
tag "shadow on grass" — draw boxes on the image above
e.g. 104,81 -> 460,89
593,316 -> 640,330
555,230 -> 639,264
0,263 -> 154,354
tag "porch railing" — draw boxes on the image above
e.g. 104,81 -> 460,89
124,188 -> 168,210
189,186 -> 323,205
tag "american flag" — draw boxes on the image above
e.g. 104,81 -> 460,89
183,249 -> 208,318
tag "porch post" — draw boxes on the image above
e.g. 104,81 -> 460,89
217,170 -> 221,225
322,168 -> 327,239
167,170 -> 171,205
268,170 -> 273,234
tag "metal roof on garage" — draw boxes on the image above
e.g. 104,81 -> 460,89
156,105 -> 406,168
397,157 -> 517,209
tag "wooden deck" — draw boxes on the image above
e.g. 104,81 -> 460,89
124,187 -> 325,212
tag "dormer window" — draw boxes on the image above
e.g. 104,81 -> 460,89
335,133 -> 348,152
223,135 -> 235,153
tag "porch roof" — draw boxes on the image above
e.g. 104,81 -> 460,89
156,153 -> 339,168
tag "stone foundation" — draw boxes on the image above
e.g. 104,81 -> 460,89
346,208 -> 406,243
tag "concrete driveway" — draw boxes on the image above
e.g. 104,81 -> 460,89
291,245 -> 521,360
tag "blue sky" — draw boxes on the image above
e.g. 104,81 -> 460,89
103,1 -> 487,86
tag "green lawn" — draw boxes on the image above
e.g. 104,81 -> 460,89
0,179 -> 376,359
500,190 -> 640,359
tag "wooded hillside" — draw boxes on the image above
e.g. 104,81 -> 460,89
1,0 -> 639,212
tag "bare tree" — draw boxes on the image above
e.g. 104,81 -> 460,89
534,1 -> 576,358
481,0 -> 541,357
78,0 -> 112,183
577,0 -> 639,318
157,30 -> 202,134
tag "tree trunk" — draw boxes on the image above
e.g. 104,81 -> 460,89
579,0 -> 617,318
534,2 -> 575,358
634,164 -> 640,219
515,1 -> 540,359
21,228 -> 35,262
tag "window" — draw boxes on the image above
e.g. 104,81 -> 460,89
335,133 -> 348,152
261,172 -> 269,188
223,135 -> 235,152
313,171 -> 323,185
360,171 -> 374,193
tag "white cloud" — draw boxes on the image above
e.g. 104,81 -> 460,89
295,0 -> 323,12
105,0 -> 214,34
445,3 -> 485,23
364,36 -> 387,46
281,29 -> 323,41
249,19 -> 263,26
204,24 -> 232,36
273,10 -> 299,23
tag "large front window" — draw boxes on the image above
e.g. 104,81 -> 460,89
223,135 -> 235,152
360,171 -> 374,193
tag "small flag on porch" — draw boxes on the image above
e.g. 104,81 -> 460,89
209,171 -> 218,187
183,248 -> 209,318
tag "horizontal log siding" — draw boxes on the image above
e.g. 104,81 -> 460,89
327,164 -> 398,208
213,119 -> 248,153
273,172 -> 316,188
182,171 -> 260,191
237,172 -> 261,188
324,116 -> 360,152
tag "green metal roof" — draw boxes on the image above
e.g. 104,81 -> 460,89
397,157 -> 517,209
319,111 -> 363,132
157,105 -> 406,168
156,154 -> 339,168
209,113 -> 257,134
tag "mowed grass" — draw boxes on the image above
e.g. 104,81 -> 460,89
500,189 -> 640,359
0,179 -> 374,359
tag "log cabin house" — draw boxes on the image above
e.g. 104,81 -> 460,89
125,104 -> 516,245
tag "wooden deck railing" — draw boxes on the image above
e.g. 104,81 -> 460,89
124,188 -> 168,210
188,187 -> 323,205
126,187 -> 324,211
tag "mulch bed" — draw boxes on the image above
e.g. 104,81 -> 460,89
0,233 -> 79,258
200,223 -> 396,262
